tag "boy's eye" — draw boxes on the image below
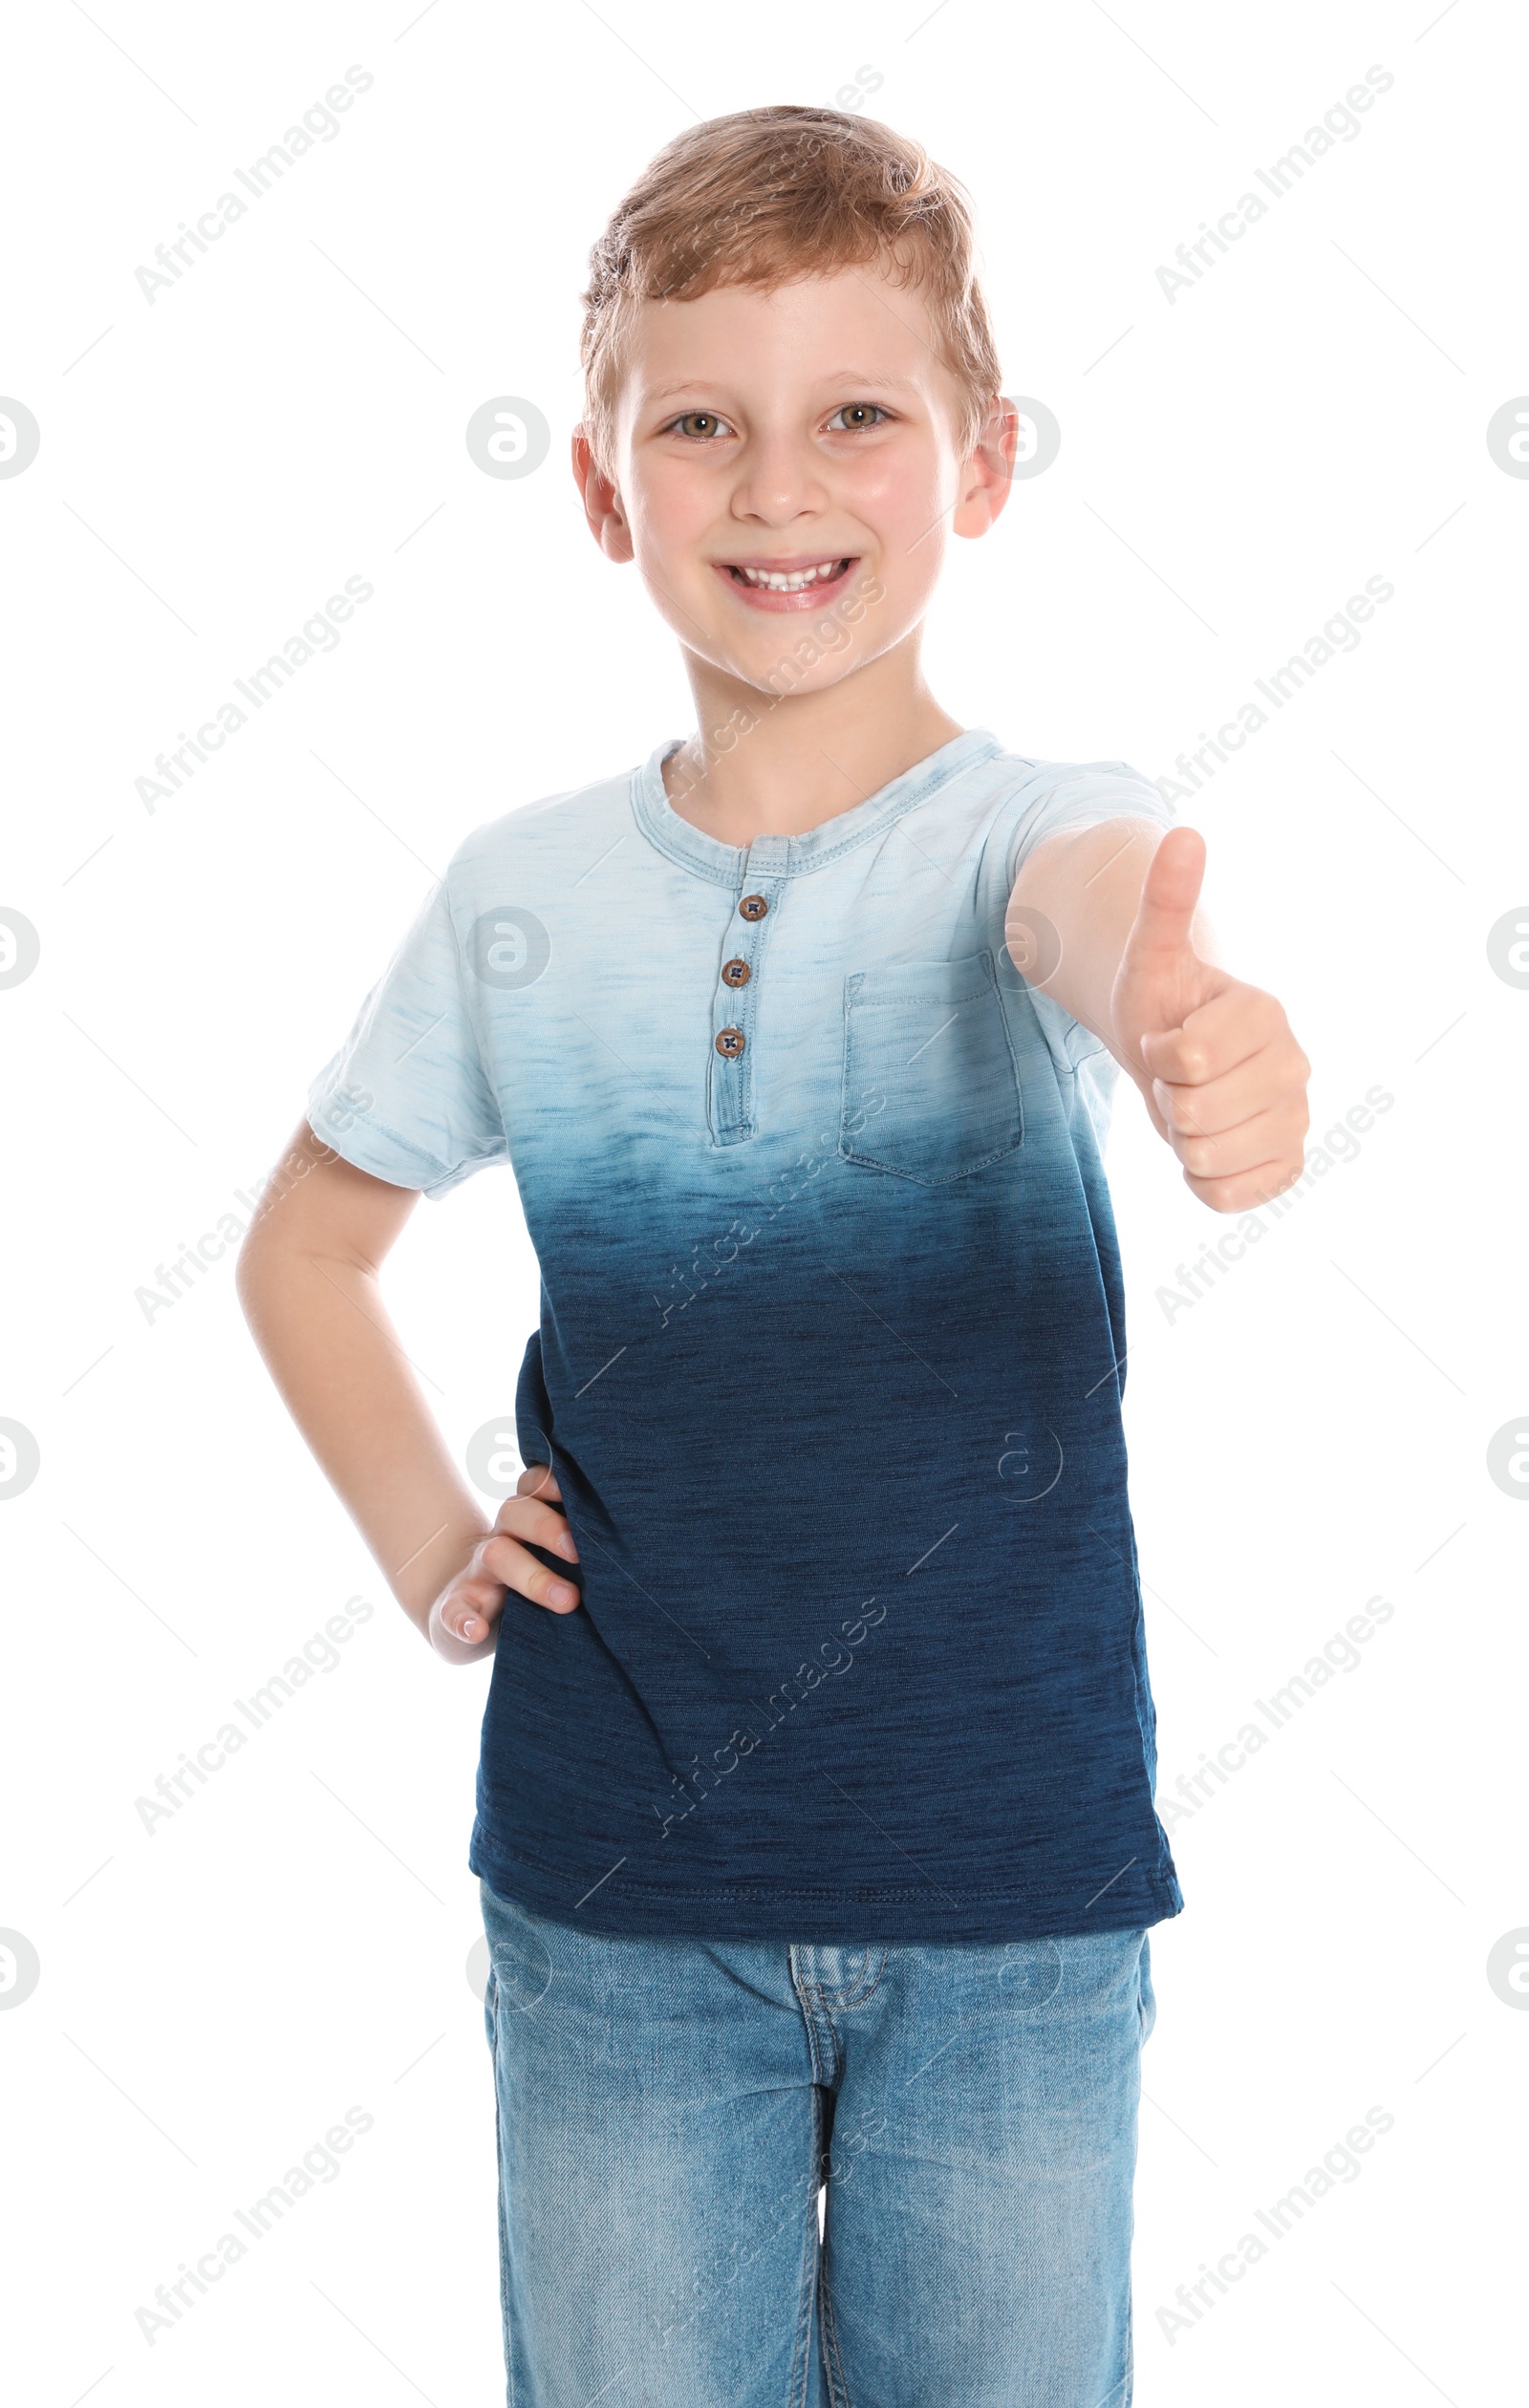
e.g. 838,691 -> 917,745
670,411 -> 733,440
827,403 -> 889,431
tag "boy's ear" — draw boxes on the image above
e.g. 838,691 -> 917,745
571,425 -> 635,563
952,396 -> 1019,541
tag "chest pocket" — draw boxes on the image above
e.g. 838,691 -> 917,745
840,949 -> 1023,1184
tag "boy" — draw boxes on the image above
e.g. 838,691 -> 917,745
238,106 -> 1309,2408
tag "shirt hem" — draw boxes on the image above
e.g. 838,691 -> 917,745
469,1828 -> 1184,1945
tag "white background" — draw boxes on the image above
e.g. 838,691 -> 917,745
2,2 -> 1523,2400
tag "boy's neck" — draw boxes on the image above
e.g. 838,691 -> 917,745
661,642 -> 966,846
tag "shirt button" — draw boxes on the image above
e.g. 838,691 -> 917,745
721,957 -> 752,987
715,1026 -> 746,1059
739,893 -> 768,921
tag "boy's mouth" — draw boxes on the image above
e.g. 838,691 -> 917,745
714,554 -> 857,613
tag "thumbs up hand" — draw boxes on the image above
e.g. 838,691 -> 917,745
1110,827 -> 1311,1213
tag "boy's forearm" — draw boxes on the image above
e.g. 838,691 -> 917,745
236,1242 -> 488,1638
1006,816 -> 1219,1082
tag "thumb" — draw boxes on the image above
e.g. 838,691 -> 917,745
1123,825 -> 1206,967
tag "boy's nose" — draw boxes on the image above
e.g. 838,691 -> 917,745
728,434 -> 832,525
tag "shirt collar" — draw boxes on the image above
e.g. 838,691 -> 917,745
631,727 -> 1003,887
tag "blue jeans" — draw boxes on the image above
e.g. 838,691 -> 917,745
480,1879 -> 1154,2406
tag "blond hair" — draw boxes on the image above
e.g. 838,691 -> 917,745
579,106 -> 1002,471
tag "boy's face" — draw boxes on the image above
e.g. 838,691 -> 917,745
577,264 -> 1014,698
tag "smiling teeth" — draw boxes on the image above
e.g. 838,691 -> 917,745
733,560 -> 846,590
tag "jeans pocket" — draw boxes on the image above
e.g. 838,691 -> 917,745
840,949 -> 1023,1185
481,1878 -> 553,2012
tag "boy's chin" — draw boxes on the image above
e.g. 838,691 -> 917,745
718,647 -> 864,704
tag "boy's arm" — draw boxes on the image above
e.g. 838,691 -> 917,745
1005,818 -> 1310,1213
235,1121 -> 581,1657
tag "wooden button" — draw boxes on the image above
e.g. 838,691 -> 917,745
714,1026 -> 745,1059
739,893 -> 768,921
721,957 -> 752,987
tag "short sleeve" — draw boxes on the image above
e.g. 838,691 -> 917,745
1004,760 -> 1175,893
306,878 -> 507,1199
985,759 -> 1178,1158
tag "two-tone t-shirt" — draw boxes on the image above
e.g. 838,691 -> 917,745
308,727 -> 1184,1942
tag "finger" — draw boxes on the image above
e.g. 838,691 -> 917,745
1182,1144 -> 1310,1215
516,1460 -> 562,1503
1139,984 -> 1289,1086
450,1570 -> 510,1645
494,1493 -> 579,1560
1161,1098 -> 1310,1185
1123,826 -> 1206,965
1152,1029 -> 1310,1141
1134,1073 -> 1172,1148
480,1531 -> 582,1614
